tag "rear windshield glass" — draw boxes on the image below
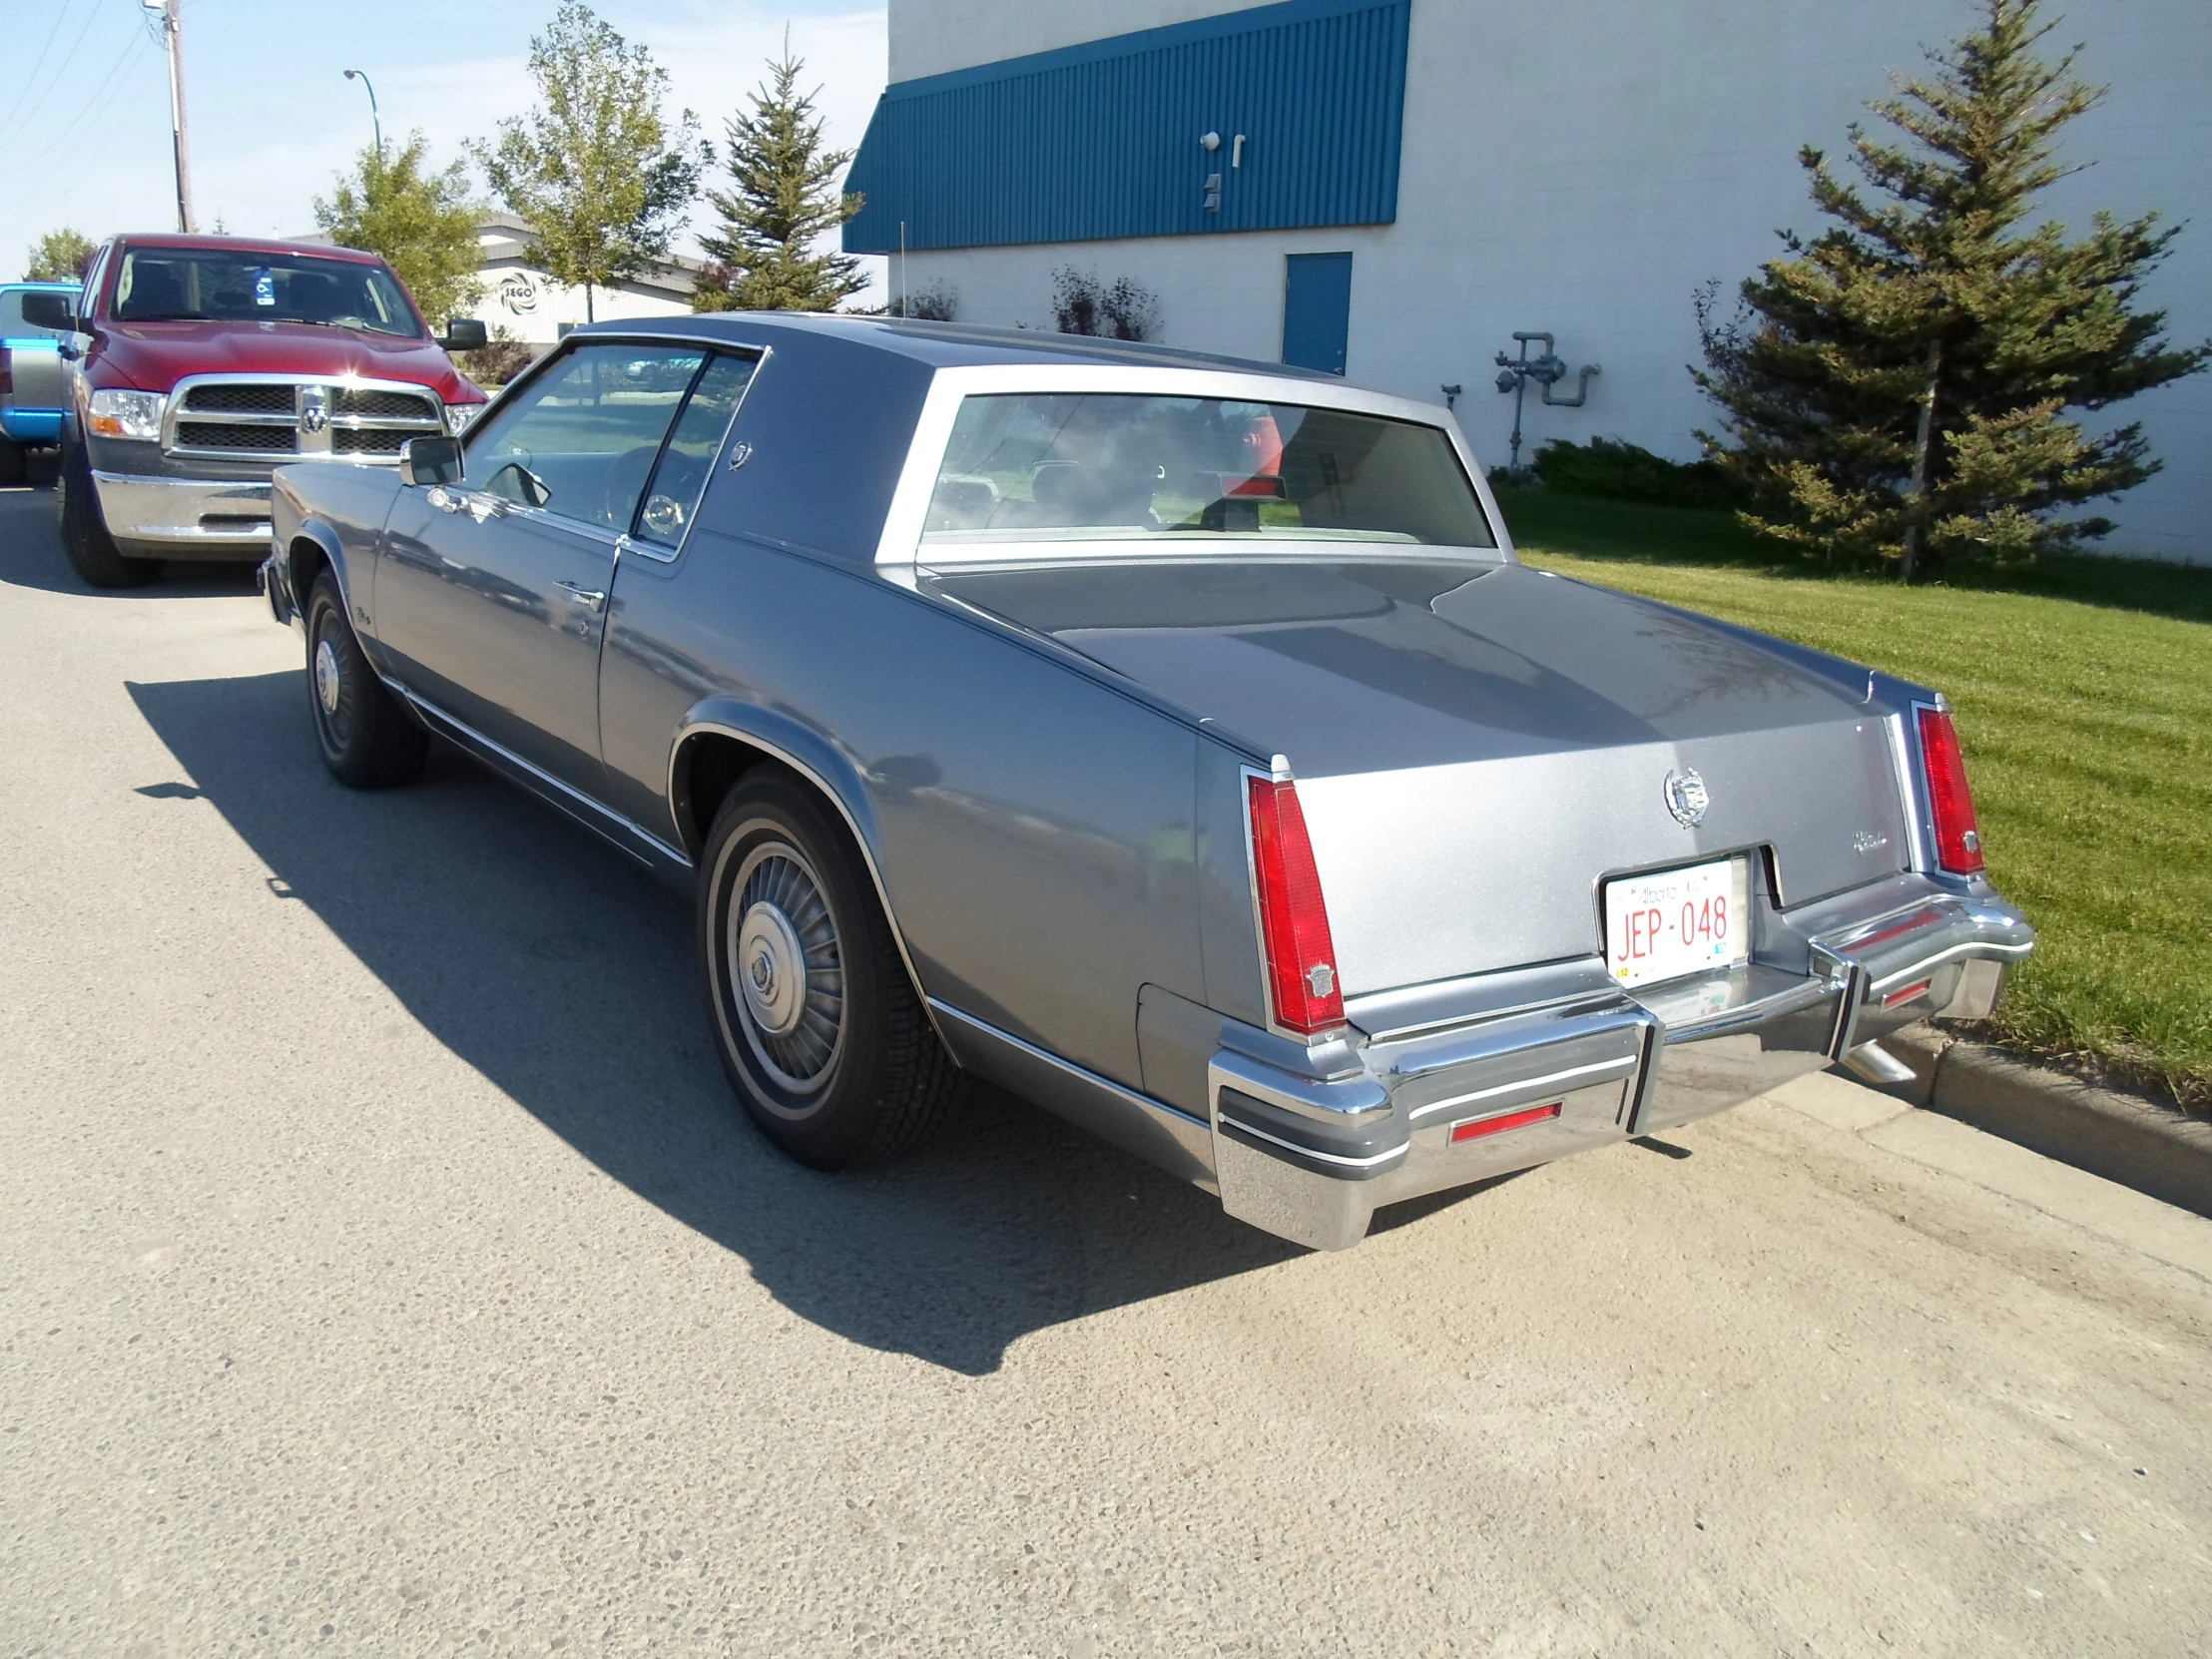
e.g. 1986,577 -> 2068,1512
113,249 -> 421,337
923,392 -> 1494,551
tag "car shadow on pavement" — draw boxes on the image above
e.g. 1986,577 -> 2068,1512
0,481 -> 260,599
130,669 -> 1306,1376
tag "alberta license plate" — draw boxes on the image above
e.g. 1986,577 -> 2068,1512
1604,856 -> 1750,989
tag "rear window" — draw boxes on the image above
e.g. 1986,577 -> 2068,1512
922,392 -> 1494,553
113,249 -> 421,337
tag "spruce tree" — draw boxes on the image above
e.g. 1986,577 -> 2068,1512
1694,0 -> 2205,579
693,46 -> 866,313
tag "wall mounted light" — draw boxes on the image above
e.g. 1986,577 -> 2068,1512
1200,131 -> 1221,152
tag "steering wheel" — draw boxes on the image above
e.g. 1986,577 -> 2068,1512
637,450 -> 707,542
602,444 -> 665,532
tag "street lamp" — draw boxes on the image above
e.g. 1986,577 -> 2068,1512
342,69 -> 382,159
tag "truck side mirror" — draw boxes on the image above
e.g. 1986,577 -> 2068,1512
438,318 -> 488,352
20,290 -> 78,331
400,436 -> 464,488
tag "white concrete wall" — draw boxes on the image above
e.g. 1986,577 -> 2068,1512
892,0 -> 2212,562
477,261 -> 696,346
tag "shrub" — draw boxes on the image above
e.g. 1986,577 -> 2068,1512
1530,437 -> 1742,509
1051,269 -> 1157,341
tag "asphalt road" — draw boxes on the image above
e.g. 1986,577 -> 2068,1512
3,472 -> 2209,1658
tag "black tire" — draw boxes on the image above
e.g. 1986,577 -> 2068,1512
700,773 -> 957,1169
304,573 -> 428,789
0,436 -> 25,488
57,435 -> 163,588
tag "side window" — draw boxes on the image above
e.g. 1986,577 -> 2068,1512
463,342 -> 706,533
633,352 -> 757,550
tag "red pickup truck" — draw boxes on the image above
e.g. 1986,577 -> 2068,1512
23,234 -> 488,588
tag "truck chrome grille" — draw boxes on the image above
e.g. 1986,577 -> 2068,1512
182,383 -> 296,414
164,375 -> 446,463
331,427 -> 410,456
177,421 -> 297,453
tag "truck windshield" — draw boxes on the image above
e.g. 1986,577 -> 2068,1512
922,392 -> 1495,553
112,249 -> 422,337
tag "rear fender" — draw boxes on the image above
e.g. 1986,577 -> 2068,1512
669,696 -> 941,1031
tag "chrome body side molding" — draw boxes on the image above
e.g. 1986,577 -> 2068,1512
927,999 -> 1217,1191
391,683 -> 696,882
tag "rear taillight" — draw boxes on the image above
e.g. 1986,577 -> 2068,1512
1917,706 -> 1983,875
1248,773 -> 1346,1036
0,347 -> 12,396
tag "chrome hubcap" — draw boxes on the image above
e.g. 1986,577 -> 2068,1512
725,840 -> 843,1094
314,638 -> 342,715
738,899 -> 808,1037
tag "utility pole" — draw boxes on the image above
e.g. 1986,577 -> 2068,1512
149,0 -> 195,233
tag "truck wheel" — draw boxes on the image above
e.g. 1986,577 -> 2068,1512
700,773 -> 957,1169
304,573 -> 427,789
0,436 -> 24,488
57,437 -> 162,588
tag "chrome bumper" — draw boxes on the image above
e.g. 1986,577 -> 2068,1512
93,470 -> 273,556
1209,873 -> 2035,1251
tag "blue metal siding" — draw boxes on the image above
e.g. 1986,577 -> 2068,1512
843,0 -> 1409,254
1281,252 -> 1354,373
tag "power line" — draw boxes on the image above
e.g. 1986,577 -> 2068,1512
0,0 -> 114,151
1,35 -> 157,182
0,0 -> 93,146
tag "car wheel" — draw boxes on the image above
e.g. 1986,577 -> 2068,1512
304,573 -> 428,789
57,436 -> 162,588
0,435 -> 24,488
700,773 -> 957,1169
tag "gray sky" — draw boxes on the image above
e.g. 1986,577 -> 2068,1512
0,0 -> 889,292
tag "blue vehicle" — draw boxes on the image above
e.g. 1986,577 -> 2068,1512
0,281 -> 80,486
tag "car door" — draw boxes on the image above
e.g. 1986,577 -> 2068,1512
373,339 -> 710,793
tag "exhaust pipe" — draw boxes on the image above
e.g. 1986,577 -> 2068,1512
1843,1040 -> 1918,1087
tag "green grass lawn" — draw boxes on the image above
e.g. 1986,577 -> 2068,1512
1494,489 -> 2212,1108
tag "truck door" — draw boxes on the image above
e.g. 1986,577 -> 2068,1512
374,340 -> 710,794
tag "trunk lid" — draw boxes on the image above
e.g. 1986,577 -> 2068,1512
926,557 -> 1913,993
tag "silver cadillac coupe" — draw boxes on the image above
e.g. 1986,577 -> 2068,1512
261,315 -> 2032,1250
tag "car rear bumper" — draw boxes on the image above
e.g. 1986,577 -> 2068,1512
93,470 -> 275,560
1207,873 -> 2035,1250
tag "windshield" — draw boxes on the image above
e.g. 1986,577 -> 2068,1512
922,392 -> 1495,552
113,249 -> 422,337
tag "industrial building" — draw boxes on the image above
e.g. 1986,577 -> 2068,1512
844,0 -> 2210,560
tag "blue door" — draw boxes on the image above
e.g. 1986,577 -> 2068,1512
1282,252 -> 1353,376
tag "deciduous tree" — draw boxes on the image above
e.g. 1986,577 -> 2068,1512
475,2 -> 704,322
23,228 -> 95,283
1694,0 -> 2205,579
312,135 -> 484,328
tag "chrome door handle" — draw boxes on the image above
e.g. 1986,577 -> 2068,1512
557,582 -> 607,613
425,485 -> 467,514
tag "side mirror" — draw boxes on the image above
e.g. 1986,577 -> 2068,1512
438,318 -> 488,352
399,435 -> 464,488
20,290 -> 78,332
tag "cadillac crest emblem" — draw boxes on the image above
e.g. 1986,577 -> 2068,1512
1662,767 -> 1710,828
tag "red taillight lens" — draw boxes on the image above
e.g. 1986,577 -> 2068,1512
1248,775 -> 1346,1036
1917,706 -> 1984,875
0,347 -> 12,396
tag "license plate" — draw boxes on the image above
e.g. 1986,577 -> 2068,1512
1604,856 -> 1750,989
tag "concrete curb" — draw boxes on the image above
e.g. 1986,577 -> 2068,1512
1877,1025 -> 2212,1220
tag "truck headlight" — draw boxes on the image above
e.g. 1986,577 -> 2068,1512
445,401 -> 487,436
88,388 -> 166,442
